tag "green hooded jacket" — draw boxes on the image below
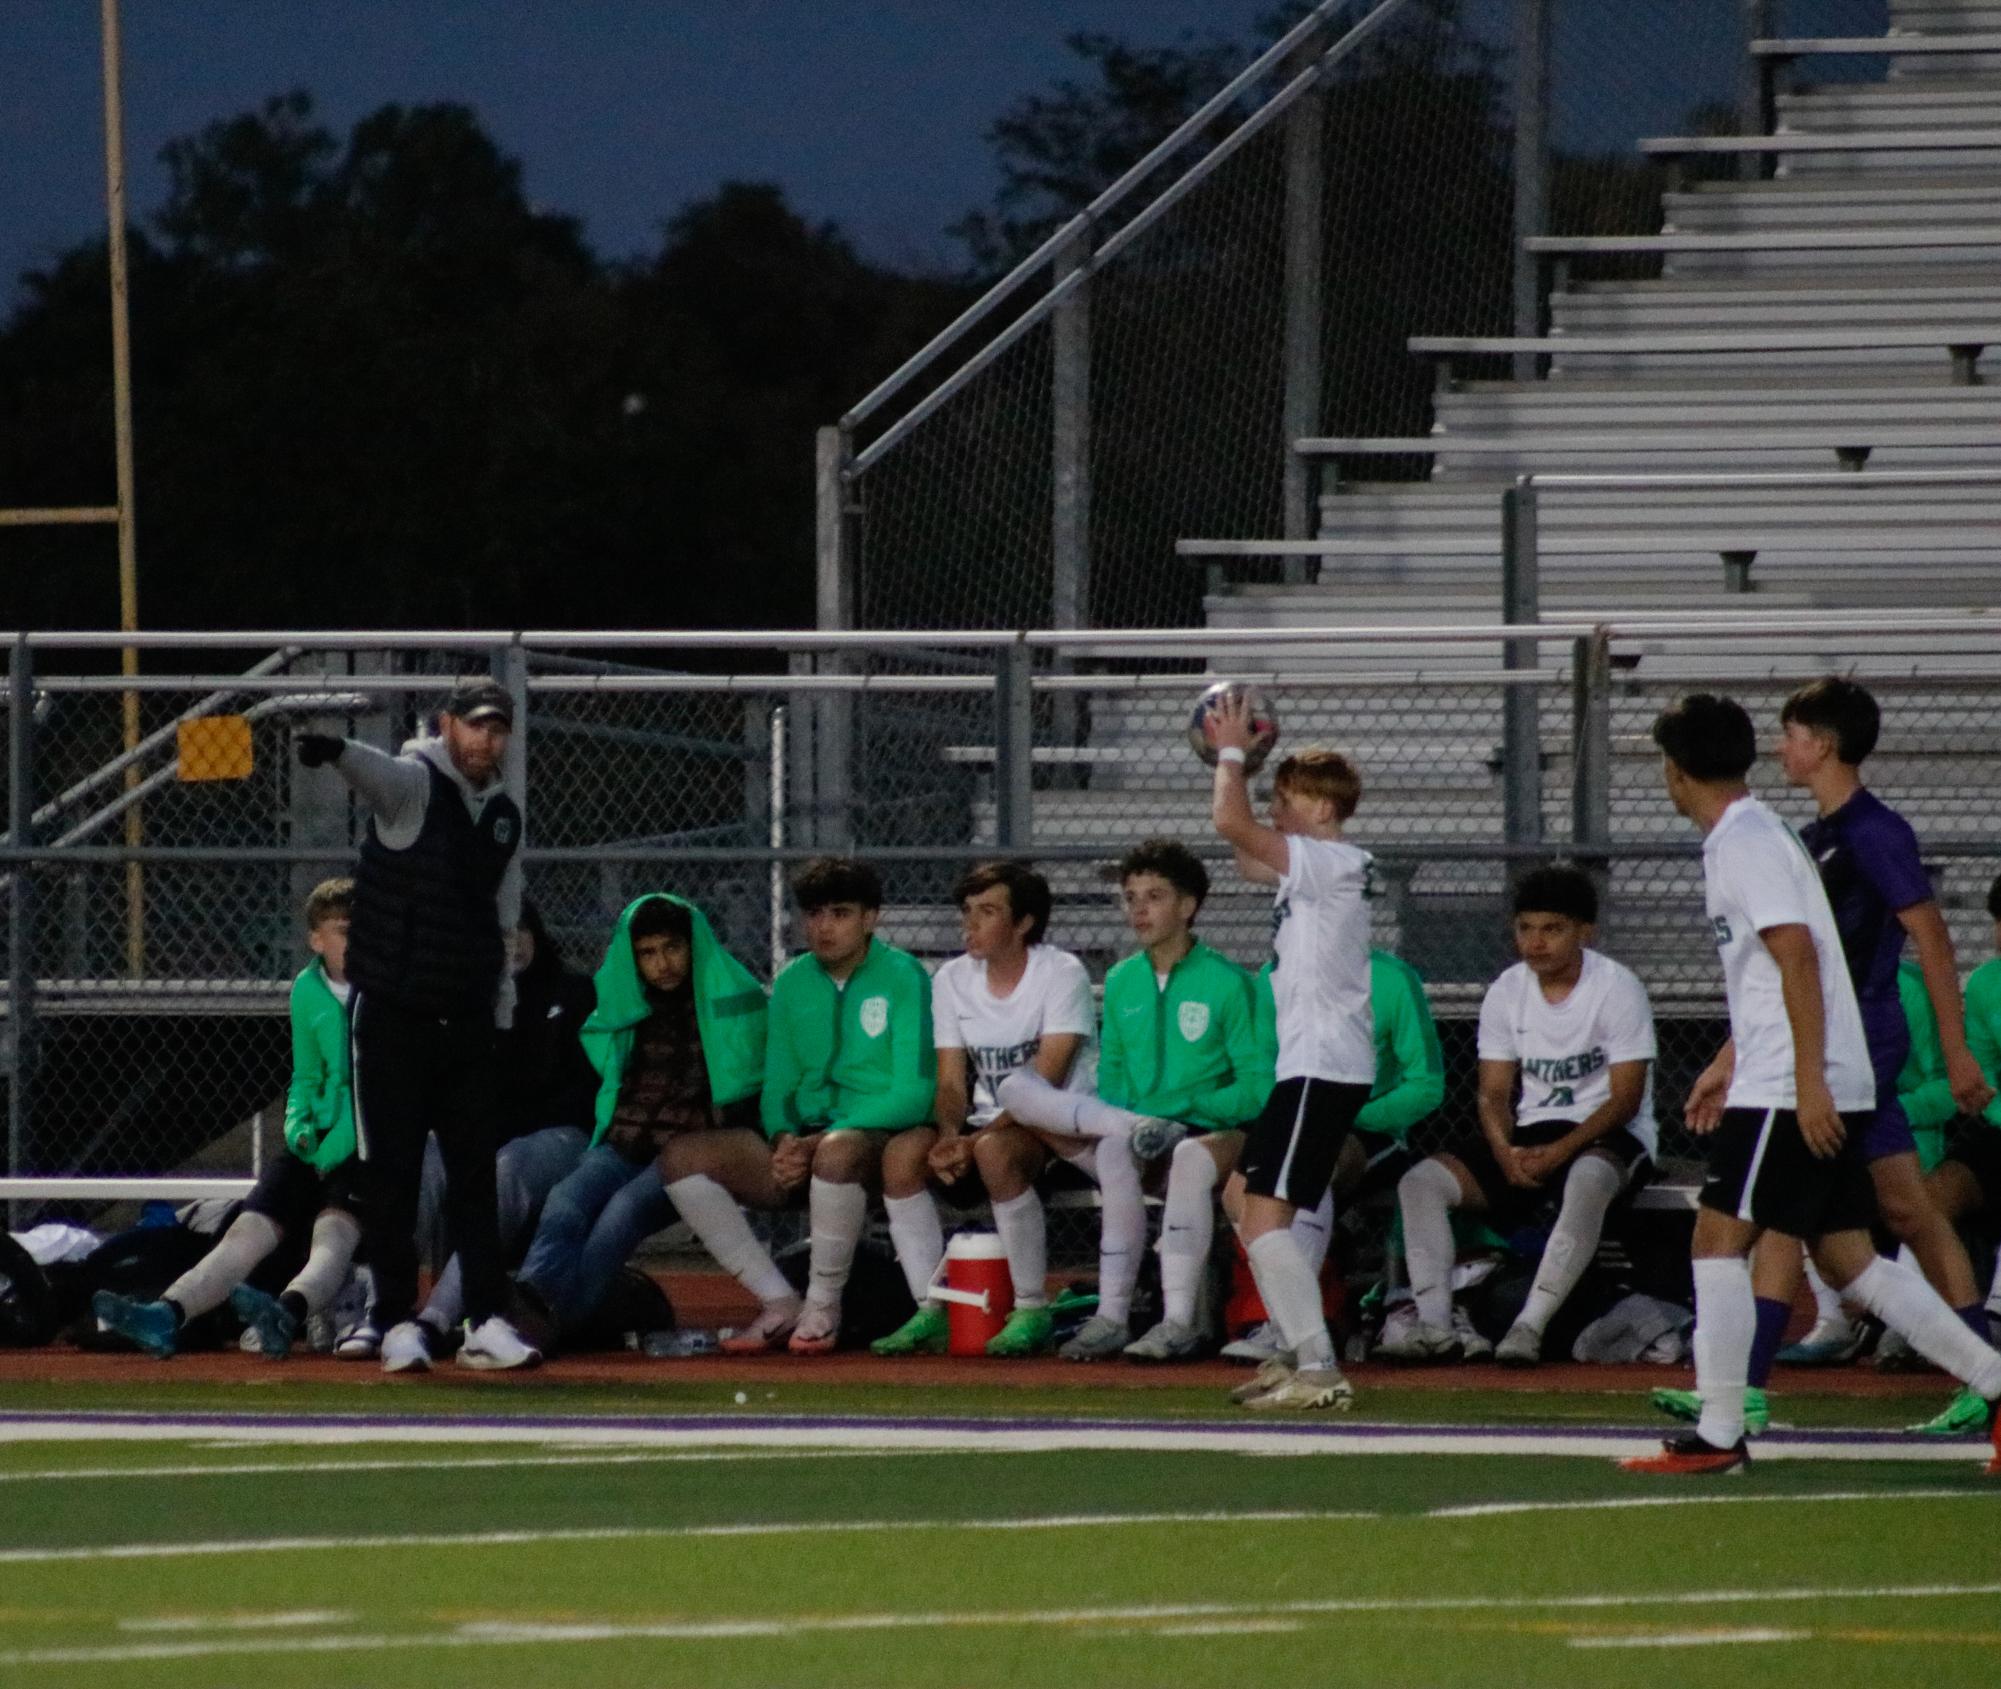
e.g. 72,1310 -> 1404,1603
761,937 -> 935,1137
283,960 -> 355,1174
1896,958 -> 1954,1171
1964,956 -> 2001,1133
1255,950 -> 1445,1142
1099,941 -> 1268,1131
581,894 -> 768,1146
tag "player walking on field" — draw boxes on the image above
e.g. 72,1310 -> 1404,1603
1625,694 -> 2001,1475
1210,690 -> 1374,1411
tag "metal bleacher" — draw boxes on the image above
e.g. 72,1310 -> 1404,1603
1181,0 -> 2001,625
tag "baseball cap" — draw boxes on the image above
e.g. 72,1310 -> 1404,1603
443,676 -> 514,726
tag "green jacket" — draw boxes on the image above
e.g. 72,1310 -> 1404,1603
1099,941 -> 1268,1131
1255,950 -> 1445,1142
283,961 -> 354,1174
1965,957 -> 2001,1133
1896,959 -> 1954,1171
761,938 -> 935,1137
580,895 -> 768,1146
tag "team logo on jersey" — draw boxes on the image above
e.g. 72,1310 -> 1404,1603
492,818 -> 515,845
1710,915 -> 1733,946
859,996 -> 889,1038
1177,1002 -> 1210,1041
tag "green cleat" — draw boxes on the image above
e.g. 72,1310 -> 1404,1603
985,1305 -> 1056,1358
1650,1385 -> 1769,1436
1905,1385 -> 1995,1439
870,1304 -> 948,1357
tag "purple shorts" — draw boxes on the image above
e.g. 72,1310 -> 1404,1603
1858,1052 -> 1917,1163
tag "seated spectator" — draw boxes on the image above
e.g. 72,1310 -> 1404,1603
873,862 -> 1096,1358
1208,947 -> 1446,1366
393,901 -> 599,1360
1389,864 -> 1656,1366
997,840 -> 1265,1360
94,878 -> 365,1359
662,858 -> 934,1353
511,893 -> 766,1347
1914,872 -> 2001,1434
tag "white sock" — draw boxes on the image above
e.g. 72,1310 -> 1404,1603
1987,1243 -> 2001,1326
1802,1251 -> 1848,1329
989,1190 -> 1049,1309
1515,1155 -> 1621,1336
885,1192 -> 945,1306
1398,1158 -> 1461,1329
163,1210 -> 283,1321
1692,1255 -> 1755,1449
805,1177 -> 867,1311
1291,1188 -> 1335,1278
1247,1229 -> 1333,1370
1066,1138 -> 1144,1327
1159,1136 -> 1219,1327
282,1208 -> 361,1315
1843,1255 -> 2001,1400
994,1069 -> 1143,1140
663,1175 -> 794,1308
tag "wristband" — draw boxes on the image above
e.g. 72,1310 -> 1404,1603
1216,746 -> 1247,766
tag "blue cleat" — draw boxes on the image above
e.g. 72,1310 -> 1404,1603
92,1291 -> 181,1359
229,1285 -> 299,1360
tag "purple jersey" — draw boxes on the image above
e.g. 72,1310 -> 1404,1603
1799,788 -> 1930,1067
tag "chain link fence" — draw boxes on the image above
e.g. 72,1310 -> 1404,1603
6,626 -> 1997,1229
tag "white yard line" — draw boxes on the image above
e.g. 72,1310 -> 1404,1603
1570,1628 -> 1810,1649
0,1448 -> 929,1484
2,1582 -> 1997,1668
118,1610 -> 353,1634
1430,1487 -> 1998,1519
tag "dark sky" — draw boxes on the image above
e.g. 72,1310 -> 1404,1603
3,0 -> 1305,304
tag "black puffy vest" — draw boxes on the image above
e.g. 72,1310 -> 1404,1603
347,759 -> 521,1016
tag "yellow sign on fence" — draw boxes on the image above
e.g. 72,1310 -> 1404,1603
176,714 -> 253,782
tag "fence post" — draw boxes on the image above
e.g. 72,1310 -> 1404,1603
1280,29 -> 1327,579
1570,625 -> 1612,862
1500,480 -> 1543,855
815,425 -> 855,848
492,641 -> 529,1002
1051,231 -> 1093,636
994,638 -> 1035,852
8,636 -> 37,1223
1511,0 -> 1550,381
1740,0 -> 1778,181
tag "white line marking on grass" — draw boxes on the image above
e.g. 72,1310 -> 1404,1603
0,1508 -> 1381,1567
1151,1620 -> 1305,1637
118,1611 -> 353,1634
3,1583 -> 1997,1669
0,1449 -> 931,1485
1571,1628 -> 1809,1649
1,1413 -> 1986,1462
1431,1488 -> 2000,1519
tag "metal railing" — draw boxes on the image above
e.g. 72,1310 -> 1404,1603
4,619 -> 1998,1216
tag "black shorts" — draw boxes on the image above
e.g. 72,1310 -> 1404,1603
1239,1077 -> 1371,1209
1451,1120 -> 1648,1223
241,1154 -> 363,1237
1699,1105 -> 1877,1239
1941,1124 -> 2001,1211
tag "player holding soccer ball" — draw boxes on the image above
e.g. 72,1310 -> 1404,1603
1208,687 -> 1375,1411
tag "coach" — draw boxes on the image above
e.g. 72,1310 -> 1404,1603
296,676 -> 539,1371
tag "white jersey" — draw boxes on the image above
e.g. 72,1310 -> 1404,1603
931,945 -> 1098,1127
1477,949 -> 1659,1159
1269,835 -> 1375,1085
1704,794 -> 1875,1112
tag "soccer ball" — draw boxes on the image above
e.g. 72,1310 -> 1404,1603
1187,681 -> 1280,774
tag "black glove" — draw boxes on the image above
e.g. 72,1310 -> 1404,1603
296,733 -> 345,768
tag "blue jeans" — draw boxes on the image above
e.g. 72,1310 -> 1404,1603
517,1142 -> 678,1333
422,1125 -> 590,1331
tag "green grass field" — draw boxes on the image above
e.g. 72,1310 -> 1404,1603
0,1377 -> 1995,1688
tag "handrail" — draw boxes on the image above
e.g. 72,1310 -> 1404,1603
848,0 -> 1416,477
840,0 -> 1375,435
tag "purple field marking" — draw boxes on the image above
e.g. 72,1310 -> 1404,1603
0,1409 -> 1924,1449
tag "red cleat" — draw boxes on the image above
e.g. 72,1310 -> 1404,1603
1620,1431 -> 1750,1476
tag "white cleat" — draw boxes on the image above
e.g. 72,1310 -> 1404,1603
457,1314 -> 542,1372
1494,1321 -> 1543,1367
1242,1365 -> 1355,1412
380,1320 -> 434,1374
1375,1319 -> 1462,1363
1229,1356 -> 1297,1405
1219,1320 -> 1287,1365
1123,1318 -> 1204,1362
1454,1305 -> 1495,1361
